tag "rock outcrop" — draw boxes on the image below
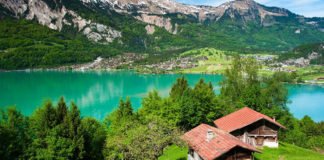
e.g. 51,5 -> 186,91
145,25 -> 155,35
136,14 -> 177,34
0,0 -> 122,44
83,0 -> 292,25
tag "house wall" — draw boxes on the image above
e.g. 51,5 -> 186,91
231,119 -> 280,148
217,147 -> 253,160
263,140 -> 279,148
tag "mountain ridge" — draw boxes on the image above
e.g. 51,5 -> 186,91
1,0 -> 323,39
0,0 -> 324,69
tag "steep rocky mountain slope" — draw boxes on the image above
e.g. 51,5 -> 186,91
279,43 -> 324,65
0,0 -> 324,69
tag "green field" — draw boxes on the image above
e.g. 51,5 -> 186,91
296,66 -> 324,81
179,48 -> 277,74
159,145 -> 187,160
180,48 -> 234,73
160,143 -> 324,160
179,48 -> 324,83
255,143 -> 324,160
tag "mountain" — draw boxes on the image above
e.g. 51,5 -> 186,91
279,43 -> 324,65
0,0 -> 324,69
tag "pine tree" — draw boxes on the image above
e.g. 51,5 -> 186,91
123,97 -> 133,117
41,101 -> 57,132
0,107 -> 30,159
81,118 -> 106,160
68,103 -> 85,159
117,98 -> 133,119
169,76 -> 189,101
56,97 -> 68,124
177,78 -> 221,129
140,90 -> 163,116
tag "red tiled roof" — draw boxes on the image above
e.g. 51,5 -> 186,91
214,107 -> 286,133
182,124 -> 259,160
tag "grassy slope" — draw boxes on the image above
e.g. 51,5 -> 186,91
255,143 -> 324,160
180,48 -> 234,74
177,47 -> 324,82
159,145 -> 187,160
178,48 -> 275,74
160,143 -> 324,160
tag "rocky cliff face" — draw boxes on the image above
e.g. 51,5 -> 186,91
0,0 -> 122,44
83,0 -> 293,24
211,0 -> 292,24
0,0 -> 323,44
135,14 -> 177,34
77,0 -> 300,34
86,0 -> 200,15
80,0 -> 313,32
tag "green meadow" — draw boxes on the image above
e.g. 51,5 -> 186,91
160,143 -> 324,160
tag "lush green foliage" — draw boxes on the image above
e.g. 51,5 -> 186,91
104,98 -> 183,159
220,56 -> 289,115
0,19 -> 121,69
1,57 -> 324,159
281,115 -> 324,151
272,71 -> 300,83
138,77 -> 224,130
177,79 -> 222,129
0,107 -> 29,159
0,97 -> 106,159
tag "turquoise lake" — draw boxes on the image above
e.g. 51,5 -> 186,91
0,71 -> 323,121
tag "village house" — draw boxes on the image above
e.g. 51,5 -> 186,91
214,107 -> 286,148
182,124 -> 259,160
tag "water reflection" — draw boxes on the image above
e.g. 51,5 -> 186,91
1,71 -> 323,121
0,71 -> 222,119
287,84 -> 324,122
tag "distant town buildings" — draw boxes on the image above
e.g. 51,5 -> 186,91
144,56 -> 204,71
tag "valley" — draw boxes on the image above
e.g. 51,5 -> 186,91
39,45 -> 324,84
1,0 -> 324,70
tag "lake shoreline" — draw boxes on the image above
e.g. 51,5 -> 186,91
1,68 -> 324,85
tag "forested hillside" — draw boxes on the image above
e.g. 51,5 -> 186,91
279,43 -> 324,65
0,19 -> 121,69
1,0 -> 324,69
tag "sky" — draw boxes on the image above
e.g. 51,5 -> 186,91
176,0 -> 324,17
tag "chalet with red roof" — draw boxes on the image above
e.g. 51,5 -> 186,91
182,124 -> 260,160
214,107 -> 286,148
